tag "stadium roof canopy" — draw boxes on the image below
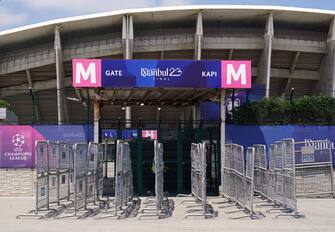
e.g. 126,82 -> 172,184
0,5 -> 335,124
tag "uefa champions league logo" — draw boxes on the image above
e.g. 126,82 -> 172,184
12,133 -> 25,147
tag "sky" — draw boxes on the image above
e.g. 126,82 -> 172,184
0,0 -> 335,31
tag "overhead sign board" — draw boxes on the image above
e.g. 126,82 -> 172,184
73,59 -> 251,89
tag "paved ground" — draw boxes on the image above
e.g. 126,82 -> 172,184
1,196 -> 335,232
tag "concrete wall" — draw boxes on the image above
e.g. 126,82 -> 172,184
0,169 -> 35,197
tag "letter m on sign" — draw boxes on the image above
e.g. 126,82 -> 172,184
72,59 -> 102,87
221,61 -> 251,88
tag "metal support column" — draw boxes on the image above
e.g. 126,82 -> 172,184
122,15 -> 134,126
93,96 -> 100,143
125,106 -> 131,128
193,12 -> 203,140
220,89 -> 226,194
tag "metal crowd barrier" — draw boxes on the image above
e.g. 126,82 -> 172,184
295,139 -> 335,197
254,145 -> 268,199
72,143 -> 88,215
266,139 -> 304,218
182,142 -> 217,219
219,144 -> 263,219
139,140 -> 173,219
17,141 -> 74,219
99,140 -> 140,219
96,144 -> 105,199
221,144 -> 244,204
245,147 -> 255,216
219,140 -> 305,219
18,141 -> 106,219
86,142 -> 98,205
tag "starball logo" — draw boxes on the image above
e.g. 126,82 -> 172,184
3,132 -> 31,161
12,133 -> 25,147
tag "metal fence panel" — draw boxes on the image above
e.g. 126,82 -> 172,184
123,142 -> 133,203
268,144 -> 276,202
273,142 -> 284,205
245,147 -> 255,213
115,140 -> 124,211
48,142 -> 60,204
295,140 -> 335,197
58,142 -> 72,201
73,143 -> 87,212
155,140 -> 164,212
222,144 -> 232,199
234,144 -> 245,207
87,142 -> 99,204
35,141 -> 49,211
282,139 -> 297,211
183,142 -> 216,219
96,144 -> 105,198
254,145 -> 268,198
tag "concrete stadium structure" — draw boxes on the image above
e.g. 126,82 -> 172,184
0,5 -> 335,125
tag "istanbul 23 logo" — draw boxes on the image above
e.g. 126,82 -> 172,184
12,133 -> 25,147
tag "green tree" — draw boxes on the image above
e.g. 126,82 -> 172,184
0,99 -> 9,108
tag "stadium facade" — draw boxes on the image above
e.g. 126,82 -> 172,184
1,5 -> 335,196
0,5 -> 335,125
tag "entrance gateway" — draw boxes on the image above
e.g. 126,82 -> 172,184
72,59 -> 252,195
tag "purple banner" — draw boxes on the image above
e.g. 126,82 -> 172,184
0,126 -> 45,168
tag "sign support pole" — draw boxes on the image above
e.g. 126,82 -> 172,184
220,89 -> 226,194
94,96 -> 100,143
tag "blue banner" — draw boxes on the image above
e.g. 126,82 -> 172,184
226,125 -> 335,166
34,125 -> 93,142
102,60 -> 221,88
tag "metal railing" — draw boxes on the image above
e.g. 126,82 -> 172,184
99,140 -> 140,219
18,141 -> 104,219
254,145 -> 268,199
265,139 -> 304,218
139,140 -> 174,219
182,142 -> 217,219
220,144 -> 262,218
295,139 -> 335,197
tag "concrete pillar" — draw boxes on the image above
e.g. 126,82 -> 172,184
26,69 -> 40,123
220,89 -> 226,194
93,97 -> 100,143
257,13 -> 274,98
319,18 -> 335,97
122,15 -> 134,60
54,25 -> 68,125
122,15 -> 134,127
194,12 -> 203,60
192,12 -> 203,129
